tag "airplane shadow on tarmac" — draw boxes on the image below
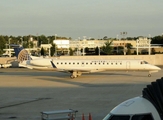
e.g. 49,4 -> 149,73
0,68 -> 152,78
35,72 -> 150,88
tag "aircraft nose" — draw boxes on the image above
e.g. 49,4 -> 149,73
154,66 -> 161,70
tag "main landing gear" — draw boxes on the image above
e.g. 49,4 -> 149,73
70,72 -> 82,79
148,74 -> 151,77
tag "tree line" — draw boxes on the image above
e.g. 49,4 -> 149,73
0,35 -> 163,55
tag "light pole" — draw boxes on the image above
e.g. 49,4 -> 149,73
8,38 -> 11,57
98,46 -> 100,56
55,34 -> 57,40
8,38 -> 11,49
47,38 -> 51,57
55,34 -> 57,56
20,38 -> 23,47
148,34 -> 151,55
97,41 -> 101,56
120,32 -> 127,55
136,39 -> 139,55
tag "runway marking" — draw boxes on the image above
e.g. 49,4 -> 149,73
0,98 -> 51,109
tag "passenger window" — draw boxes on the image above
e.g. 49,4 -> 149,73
69,62 -> 71,64
132,114 -> 153,120
144,61 -> 148,64
65,62 -> 67,64
73,63 -> 75,64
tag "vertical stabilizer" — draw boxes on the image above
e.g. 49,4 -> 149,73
10,44 -> 32,62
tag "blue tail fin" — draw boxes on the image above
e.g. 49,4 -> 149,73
10,44 -> 32,62
10,44 -> 23,58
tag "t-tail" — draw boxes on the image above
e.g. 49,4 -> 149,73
10,44 -> 32,62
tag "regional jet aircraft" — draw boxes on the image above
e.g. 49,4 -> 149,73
12,45 -> 161,79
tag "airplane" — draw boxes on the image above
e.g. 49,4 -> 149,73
11,45 -> 161,79
103,77 -> 163,120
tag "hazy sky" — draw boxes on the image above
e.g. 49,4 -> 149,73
0,0 -> 163,39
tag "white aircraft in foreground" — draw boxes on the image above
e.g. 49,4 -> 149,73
103,77 -> 163,120
12,45 -> 161,79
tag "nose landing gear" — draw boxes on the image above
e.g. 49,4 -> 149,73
148,74 -> 151,77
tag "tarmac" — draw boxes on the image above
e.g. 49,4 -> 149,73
0,67 -> 163,120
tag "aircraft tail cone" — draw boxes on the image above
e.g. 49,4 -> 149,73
82,113 -> 85,120
88,113 -> 92,120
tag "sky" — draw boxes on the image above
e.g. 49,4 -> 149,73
0,0 -> 163,39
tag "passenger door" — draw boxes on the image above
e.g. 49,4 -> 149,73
126,61 -> 130,70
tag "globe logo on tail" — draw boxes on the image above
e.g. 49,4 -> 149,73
18,49 -> 31,62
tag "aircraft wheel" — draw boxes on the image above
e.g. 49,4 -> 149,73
148,74 -> 151,77
70,75 -> 74,79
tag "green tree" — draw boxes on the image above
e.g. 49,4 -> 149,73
126,43 -> 133,49
50,43 -> 56,56
40,47 -> 45,56
151,48 -> 156,54
29,41 -> 34,48
85,47 -> 89,53
69,47 -> 74,56
151,35 -> 163,44
133,50 -> 137,55
126,48 -> 132,55
95,46 -> 100,55
101,40 -> 113,55
0,36 -> 6,55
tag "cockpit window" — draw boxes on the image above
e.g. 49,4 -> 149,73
103,114 -> 153,120
143,61 -> 148,64
103,115 -> 130,120
140,61 -> 148,64
110,115 -> 130,120
132,114 -> 153,120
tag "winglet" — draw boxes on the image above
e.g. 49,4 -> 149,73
50,61 -> 57,68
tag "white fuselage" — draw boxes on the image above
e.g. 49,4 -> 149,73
103,96 -> 161,120
22,58 -> 160,72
